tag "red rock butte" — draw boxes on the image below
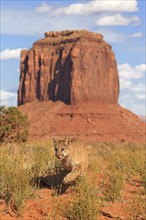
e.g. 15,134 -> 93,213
18,30 -> 119,105
18,30 -> 145,143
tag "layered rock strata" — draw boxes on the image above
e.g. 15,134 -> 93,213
18,30 -> 119,105
19,101 -> 145,143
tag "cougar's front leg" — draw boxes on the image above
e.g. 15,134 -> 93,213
63,165 -> 81,184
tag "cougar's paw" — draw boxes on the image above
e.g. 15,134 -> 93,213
63,175 -> 72,185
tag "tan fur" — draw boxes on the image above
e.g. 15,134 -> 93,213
53,138 -> 88,184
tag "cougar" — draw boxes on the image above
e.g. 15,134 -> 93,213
53,138 -> 88,184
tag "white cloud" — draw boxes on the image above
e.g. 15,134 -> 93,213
119,78 -> 132,89
119,93 -> 145,116
52,0 -> 138,16
130,83 -> 145,93
118,63 -> 145,80
136,94 -> 145,100
118,63 -> 145,116
35,2 -> 52,13
95,14 -> 140,26
0,48 -> 24,60
1,8 -> 89,36
96,29 -> 125,43
135,64 -> 146,72
0,1 -> 140,41
128,32 -> 144,38
0,90 -> 17,106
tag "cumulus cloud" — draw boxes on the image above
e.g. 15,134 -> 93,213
52,0 -> 138,16
96,29 -> 125,43
1,8 -> 89,36
134,64 -> 146,72
0,48 -> 24,60
118,63 -> 145,80
118,63 -> 145,111
136,94 -> 145,100
130,83 -> 145,93
1,1 -> 140,40
128,32 -> 143,38
118,63 -> 145,116
119,78 -> 132,89
119,95 -> 145,116
35,2 -> 52,13
0,90 -> 17,106
95,14 -> 140,26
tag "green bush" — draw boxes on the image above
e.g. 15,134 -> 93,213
0,106 -> 28,143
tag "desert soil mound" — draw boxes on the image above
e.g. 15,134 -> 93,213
19,101 -> 145,143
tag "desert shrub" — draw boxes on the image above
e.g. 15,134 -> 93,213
142,172 -> 146,195
129,193 -> 146,220
65,176 -> 100,220
0,106 -> 28,143
99,143 -> 146,202
0,145 -> 34,214
95,142 -> 114,161
128,147 -> 146,176
0,143 -> 57,215
29,144 -> 63,187
102,170 -> 124,202
88,146 -> 105,174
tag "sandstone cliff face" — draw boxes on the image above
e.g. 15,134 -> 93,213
18,30 -> 119,105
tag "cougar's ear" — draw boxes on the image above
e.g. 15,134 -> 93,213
53,138 -> 57,145
64,138 -> 70,147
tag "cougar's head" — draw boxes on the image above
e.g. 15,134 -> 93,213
53,138 -> 71,160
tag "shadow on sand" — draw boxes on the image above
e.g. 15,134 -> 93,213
37,170 -> 70,195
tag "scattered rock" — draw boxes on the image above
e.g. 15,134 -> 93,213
100,210 -> 119,218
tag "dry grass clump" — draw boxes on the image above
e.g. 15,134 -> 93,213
65,176 -> 100,220
65,142 -> 146,218
0,141 -> 145,218
99,143 -> 145,201
0,143 -> 60,215
102,170 -> 124,202
129,193 -> 146,220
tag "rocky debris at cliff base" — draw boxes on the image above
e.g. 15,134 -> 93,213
19,101 -> 145,143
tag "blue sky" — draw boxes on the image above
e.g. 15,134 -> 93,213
0,0 -> 145,116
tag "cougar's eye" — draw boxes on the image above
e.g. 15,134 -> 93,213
55,148 -> 57,152
61,148 -> 65,151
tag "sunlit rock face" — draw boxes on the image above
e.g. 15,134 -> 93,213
18,30 -> 119,106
